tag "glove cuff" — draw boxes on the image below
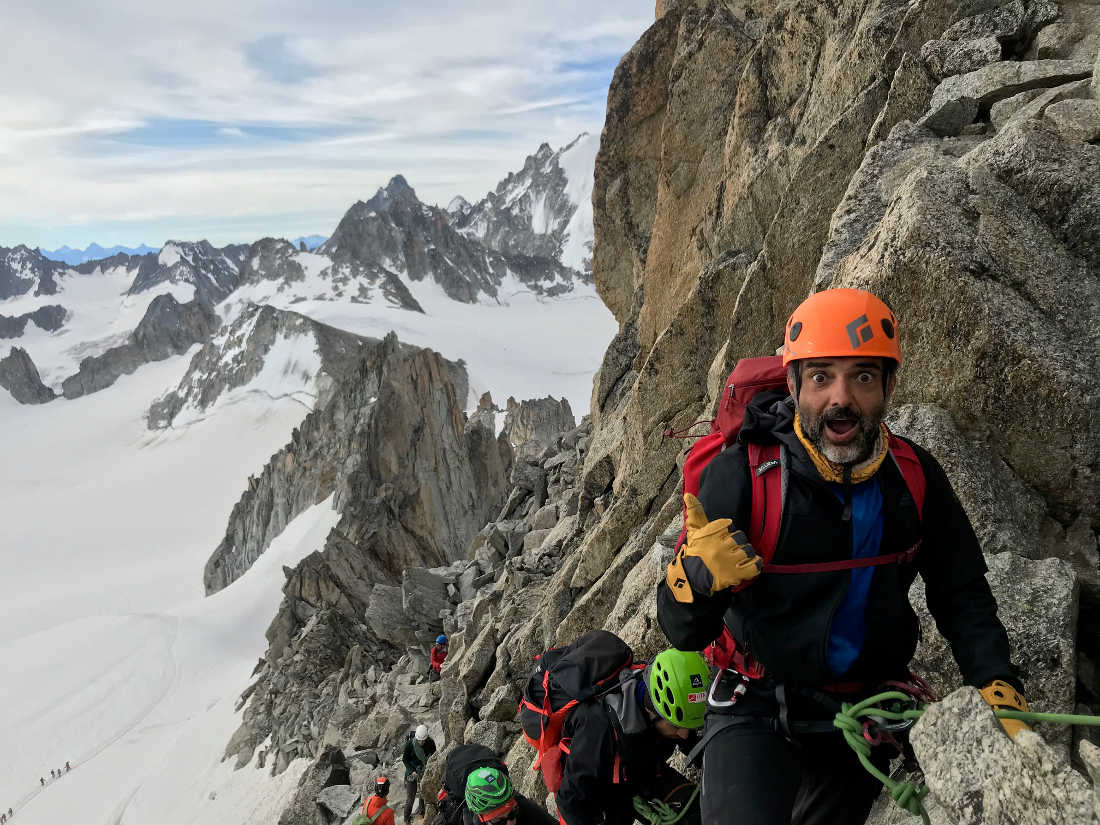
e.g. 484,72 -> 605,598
980,679 -> 1028,712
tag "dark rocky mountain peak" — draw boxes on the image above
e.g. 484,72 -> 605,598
127,239 -> 249,305
0,245 -> 63,300
321,176 -> 577,303
0,347 -> 56,404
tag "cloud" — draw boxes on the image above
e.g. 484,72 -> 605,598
0,1 -> 650,249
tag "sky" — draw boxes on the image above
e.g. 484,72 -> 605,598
0,1 -> 651,250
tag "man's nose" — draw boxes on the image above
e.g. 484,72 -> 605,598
827,377 -> 856,408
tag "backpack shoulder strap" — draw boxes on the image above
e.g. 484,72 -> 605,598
887,433 -> 926,518
367,805 -> 391,825
747,442 -> 782,563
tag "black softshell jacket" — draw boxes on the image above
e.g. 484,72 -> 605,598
555,691 -> 686,825
657,395 -> 1017,689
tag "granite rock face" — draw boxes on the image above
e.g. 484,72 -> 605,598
202,331 -> 504,594
0,347 -> 56,404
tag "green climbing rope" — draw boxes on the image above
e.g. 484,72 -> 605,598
631,785 -> 700,825
835,691 -> 1100,823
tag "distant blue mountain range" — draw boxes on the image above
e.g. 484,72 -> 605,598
42,235 -> 325,266
41,243 -> 160,265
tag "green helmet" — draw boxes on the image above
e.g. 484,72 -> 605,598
646,649 -> 711,730
464,767 -> 513,814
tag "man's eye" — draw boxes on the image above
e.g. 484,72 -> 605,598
811,373 -> 827,384
857,373 -> 874,384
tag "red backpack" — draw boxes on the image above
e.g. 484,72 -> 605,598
517,630 -> 641,793
670,356 -> 926,677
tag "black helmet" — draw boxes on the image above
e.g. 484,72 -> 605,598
375,776 -> 390,797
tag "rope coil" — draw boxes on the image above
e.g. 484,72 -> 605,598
836,691 -> 1100,823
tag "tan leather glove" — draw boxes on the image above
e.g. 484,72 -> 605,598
980,680 -> 1031,739
666,494 -> 762,604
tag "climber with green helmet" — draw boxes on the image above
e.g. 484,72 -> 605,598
463,766 -> 555,825
554,648 -> 708,825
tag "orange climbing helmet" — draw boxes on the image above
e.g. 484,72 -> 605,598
783,289 -> 902,367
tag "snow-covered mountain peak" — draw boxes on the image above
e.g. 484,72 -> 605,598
454,133 -> 598,275
128,239 -> 248,305
447,195 -> 471,218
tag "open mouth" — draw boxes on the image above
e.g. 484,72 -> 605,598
824,416 -> 859,443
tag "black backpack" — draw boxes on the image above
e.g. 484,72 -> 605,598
518,630 -> 638,793
436,744 -> 508,825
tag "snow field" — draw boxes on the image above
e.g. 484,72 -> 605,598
0,350 -> 338,821
0,264 -> 195,388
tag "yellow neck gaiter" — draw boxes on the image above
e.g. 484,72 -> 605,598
794,412 -> 889,484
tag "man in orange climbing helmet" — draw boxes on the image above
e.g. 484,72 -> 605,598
658,288 -> 1026,825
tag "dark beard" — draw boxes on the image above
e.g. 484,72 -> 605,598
800,404 -> 881,466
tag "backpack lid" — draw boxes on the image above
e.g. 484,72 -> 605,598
443,744 -> 506,796
548,630 -> 634,702
715,356 -> 788,445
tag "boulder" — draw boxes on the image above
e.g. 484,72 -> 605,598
278,747 -> 352,825
480,683 -> 520,723
921,35 -> 1002,79
365,585 -> 418,647
1044,98 -> 1100,142
911,688 -> 1095,824
928,59 -> 1093,122
402,568 -> 450,635
316,785 -> 360,822
462,719 -> 508,754
532,504 -> 559,531
909,553 -> 1078,750
990,87 -> 1047,129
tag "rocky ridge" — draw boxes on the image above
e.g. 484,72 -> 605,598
148,303 -> 382,430
218,369 -> 578,792
228,408 -> 588,825
0,305 -> 66,339
61,294 -> 218,400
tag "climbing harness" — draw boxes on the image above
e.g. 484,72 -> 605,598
836,691 -> 1100,824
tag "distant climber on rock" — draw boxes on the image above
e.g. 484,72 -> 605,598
429,635 -> 448,682
64,762 -> 70,772
403,724 -> 437,824
353,776 -> 395,825
520,630 -> 708,825
657,288 -> 1025,825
